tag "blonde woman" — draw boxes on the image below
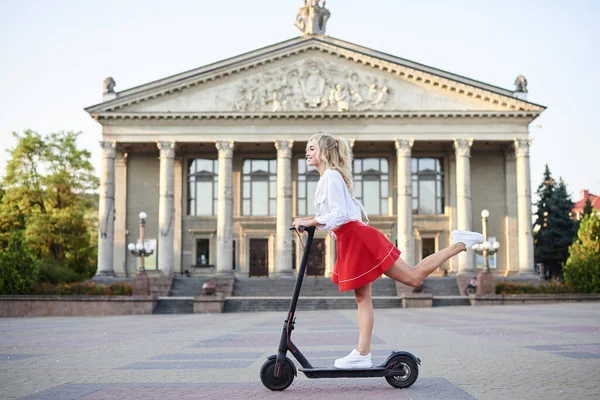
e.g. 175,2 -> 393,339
292,133 -> 484,369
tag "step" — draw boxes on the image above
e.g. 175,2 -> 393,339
432,295 -> 471,307
152,298 -> 194,314
223,296 -> 402,313
231,278 -> 397,297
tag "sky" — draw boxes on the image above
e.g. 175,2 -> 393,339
0,0 -> 599,201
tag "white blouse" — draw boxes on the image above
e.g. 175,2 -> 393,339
313,169 -> 369,231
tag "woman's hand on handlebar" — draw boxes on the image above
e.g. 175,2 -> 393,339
292,217 -> 313,233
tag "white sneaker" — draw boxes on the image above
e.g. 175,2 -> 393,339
451,230 -> 484,251
334,349 -> 372,369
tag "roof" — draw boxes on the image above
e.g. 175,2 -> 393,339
573,191 -> 600,214
85,35 -> 546,120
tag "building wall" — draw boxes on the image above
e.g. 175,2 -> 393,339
125,154 -> 160,275
470,150 -> 507,272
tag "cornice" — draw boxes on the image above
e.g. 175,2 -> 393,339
93,110 -> 541,121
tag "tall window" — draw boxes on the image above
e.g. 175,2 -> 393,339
297,159 -> 320,216
412,158 -> 444,215
354,158 -> 389,215
188,159 -> 218,216
242,159 -> 277,216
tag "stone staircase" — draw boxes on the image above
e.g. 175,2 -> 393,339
152,276 -> 234,315
397,276 -> 470,307
223,276 -> 400,313
151,275 -> 472,314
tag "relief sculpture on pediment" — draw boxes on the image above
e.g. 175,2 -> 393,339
221,59 -> 393,113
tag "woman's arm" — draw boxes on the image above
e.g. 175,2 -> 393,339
313,170 -> 349,231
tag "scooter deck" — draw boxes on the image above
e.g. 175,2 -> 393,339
299,367 -> 391,379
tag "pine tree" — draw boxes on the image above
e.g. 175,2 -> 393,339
563,213 -> 600,293
544,179 -> 577,277
533,164 -> 554,275
583,197 -> 594,217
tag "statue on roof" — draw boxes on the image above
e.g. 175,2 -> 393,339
103,77 -> 116,94
514,75 -> 528,93
295,0 -> 330,36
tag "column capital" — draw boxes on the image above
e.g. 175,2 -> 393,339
215,140 -> 234,157
157,141 -> 176,158
514,138 -> 533,157
453,138 -> 474,157
100,140 -> 117,158
394,138 -> 414,156
274,139 -> 294,158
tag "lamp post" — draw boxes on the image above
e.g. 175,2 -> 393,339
472,209 -> 500,295
128,211 -> 154,296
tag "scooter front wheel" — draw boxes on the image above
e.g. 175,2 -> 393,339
260,357 -> 295,391
385,354 -> 419,388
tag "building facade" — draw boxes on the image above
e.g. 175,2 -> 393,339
86,5 -> 545,279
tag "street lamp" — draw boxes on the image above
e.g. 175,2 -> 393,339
471,209 -> 500,295
128,211 -> 154,295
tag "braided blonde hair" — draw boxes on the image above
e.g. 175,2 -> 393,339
307,132 -> 354,196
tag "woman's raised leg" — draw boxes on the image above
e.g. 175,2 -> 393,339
384,242 -> 466,287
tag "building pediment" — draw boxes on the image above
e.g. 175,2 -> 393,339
86,37 -> 545,121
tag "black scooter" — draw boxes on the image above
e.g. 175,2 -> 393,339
259,225 -> 421,391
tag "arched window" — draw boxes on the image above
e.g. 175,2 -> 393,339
297,159 -> 320,216
412,158 -> 444,215
354,158 -> 389,215
242,159 -> 277,216
188,159 -> 218,216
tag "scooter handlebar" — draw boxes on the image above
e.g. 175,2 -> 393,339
289,225 -> 316,235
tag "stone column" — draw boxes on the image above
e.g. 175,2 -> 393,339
514,138 -> 535,275
274,139 -> 294,276
157,141 -> 176,276
173,157 -> 183,276
395,139 -> 415,266
96,141 -> 116,277
454,139 -> 474,273
504,149 -> 519,274
215,141 -> 234,273
113,152 -> 128,276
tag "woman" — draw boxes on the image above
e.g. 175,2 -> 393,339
292,133 -> 484,369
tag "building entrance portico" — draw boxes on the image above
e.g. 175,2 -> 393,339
87,2 -> 544,281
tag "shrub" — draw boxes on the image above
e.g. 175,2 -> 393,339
37,257 -> 81,285
563,213 -> 600,293
0,231 -> 38,294
27,281 -> 133,296
109,282 -> 133,296
495,281 -> 578,295
69,281 -> 110,296
30,282 -> 57,295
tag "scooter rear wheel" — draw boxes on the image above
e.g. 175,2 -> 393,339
385,355 -> 419,388
260,358 -> 295,391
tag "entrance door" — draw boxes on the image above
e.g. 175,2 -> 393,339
307,239 -> 325,276
249,239 -> 269,277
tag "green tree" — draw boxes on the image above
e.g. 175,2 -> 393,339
0,130 -> 99,282
533,164 -> 555,275
544,179 -> 577,276
583,197 -> 594,217
0,231 -> 38,294
563,213 -> 600,293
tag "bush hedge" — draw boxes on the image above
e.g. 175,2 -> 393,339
29,281 -> 133,296
495,281 -> 578,295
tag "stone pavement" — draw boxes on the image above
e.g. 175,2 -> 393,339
1,303 -> 599,400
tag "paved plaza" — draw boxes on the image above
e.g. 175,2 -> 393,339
1,303 -> 599,399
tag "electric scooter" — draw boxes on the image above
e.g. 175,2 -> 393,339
259,225 -> 421,391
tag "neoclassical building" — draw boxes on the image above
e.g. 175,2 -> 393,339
86,3 -> 545,279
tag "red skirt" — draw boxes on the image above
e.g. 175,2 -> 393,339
331,221 -> 401,292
